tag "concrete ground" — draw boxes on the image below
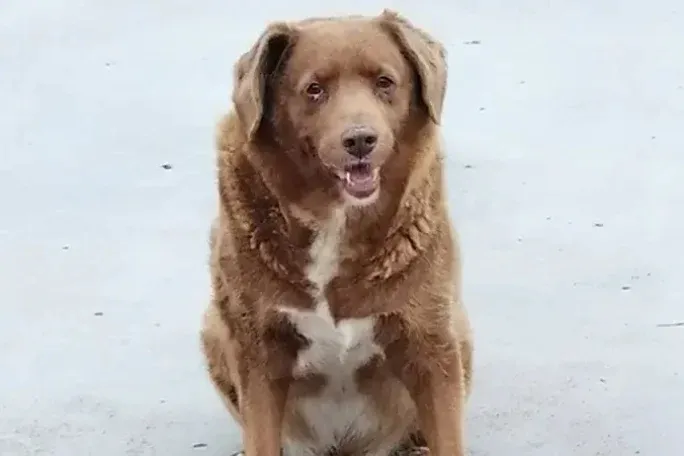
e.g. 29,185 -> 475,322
1,1 -> 682,455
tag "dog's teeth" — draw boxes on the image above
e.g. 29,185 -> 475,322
345,171 -> 352,183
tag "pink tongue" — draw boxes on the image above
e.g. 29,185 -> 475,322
345,167 -> 376,196
348,169 -> 373,185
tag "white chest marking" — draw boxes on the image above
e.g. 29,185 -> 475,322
279,207 -> 385,452
305,207 -> 346,296
282,300 -> 380,378
281,207 -> 382,376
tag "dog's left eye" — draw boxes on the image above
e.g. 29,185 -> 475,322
376,76 -> 394,89
305,82 -> 324,98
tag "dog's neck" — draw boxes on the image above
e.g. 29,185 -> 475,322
218,113 -> 444,286
253,155 -> 442,286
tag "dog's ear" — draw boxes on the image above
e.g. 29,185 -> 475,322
379,10 -> 447,124
232,22 -> 297,140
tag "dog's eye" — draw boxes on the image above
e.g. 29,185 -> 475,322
305,82 -> 324,99
376,76 -> 394,89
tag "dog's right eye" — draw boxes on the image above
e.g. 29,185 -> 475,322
305,82 -> 324,100
376,76 -> 394,89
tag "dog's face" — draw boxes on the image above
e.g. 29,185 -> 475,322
232,10 -> 446,208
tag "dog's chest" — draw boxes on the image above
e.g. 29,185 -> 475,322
279,209 -> 386,451
282,302 -> 379,379
281,208 -> 382,377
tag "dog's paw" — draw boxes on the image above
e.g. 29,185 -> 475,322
391,445 -> 430,456
230,450 -> 285,456
406,447 -> 430,456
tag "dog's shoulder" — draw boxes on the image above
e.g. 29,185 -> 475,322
211,111 -> 310,290
363,126 -> 452,281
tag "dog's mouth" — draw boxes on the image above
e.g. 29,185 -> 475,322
333,162 -> 380,201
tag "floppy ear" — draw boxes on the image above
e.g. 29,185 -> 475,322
379,10 -> 448,124
232,22 -> 297,140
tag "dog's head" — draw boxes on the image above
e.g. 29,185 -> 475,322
232,10 -> 446,208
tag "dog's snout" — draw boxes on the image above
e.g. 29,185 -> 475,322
341,126 -> 378,158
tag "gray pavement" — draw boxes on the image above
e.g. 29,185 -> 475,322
1,1 -> 682,455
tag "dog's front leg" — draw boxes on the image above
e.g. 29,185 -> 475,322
390,328 -> 466,456
410,361 -> 465,456
240,368 -> 288,456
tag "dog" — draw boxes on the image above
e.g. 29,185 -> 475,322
201,9 -> 473,456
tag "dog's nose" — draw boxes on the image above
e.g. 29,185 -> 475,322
341,126 -> 378,158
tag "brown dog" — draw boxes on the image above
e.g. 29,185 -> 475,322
201,9 -> 473,456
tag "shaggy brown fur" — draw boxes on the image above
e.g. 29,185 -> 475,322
201,9 -> 473,456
